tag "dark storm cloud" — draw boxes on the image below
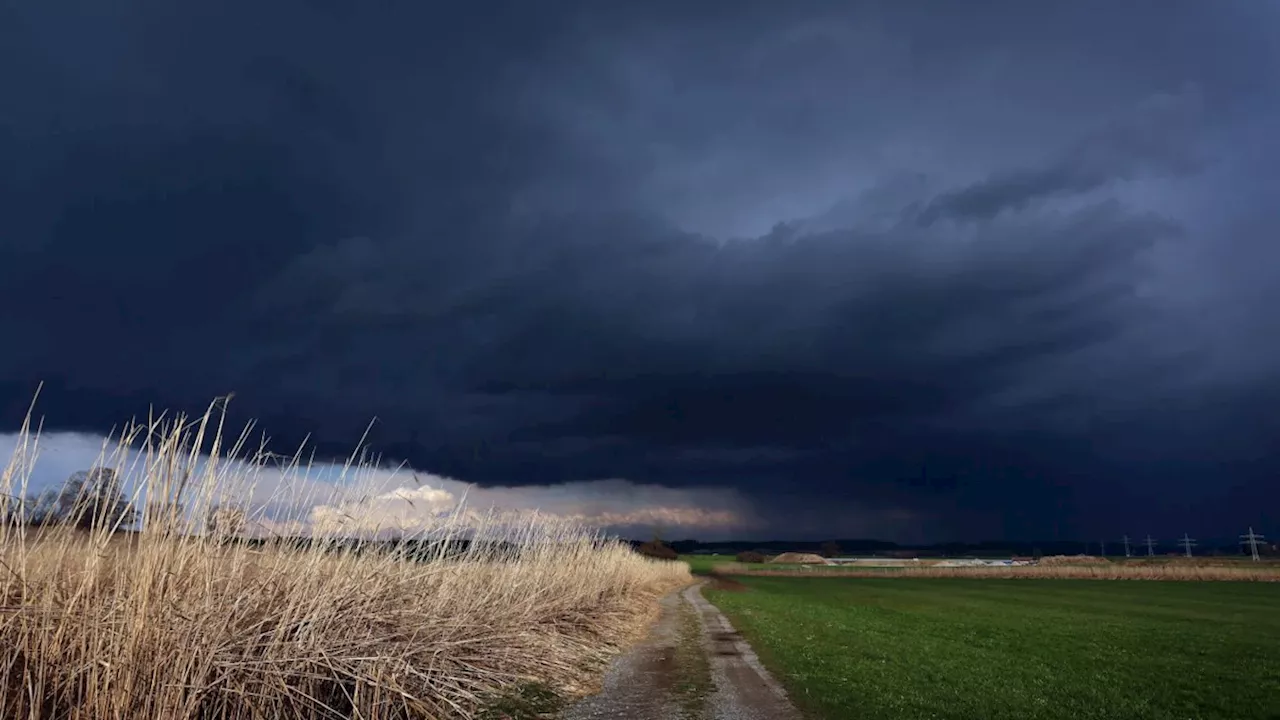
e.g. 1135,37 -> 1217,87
918,89 -> 1204,226
3,0 -> 1279,541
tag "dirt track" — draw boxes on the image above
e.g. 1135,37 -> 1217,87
560,580 -> 799,720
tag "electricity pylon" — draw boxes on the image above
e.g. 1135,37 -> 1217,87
1178,533 -> 1196,558
1241,527 -> 1266,562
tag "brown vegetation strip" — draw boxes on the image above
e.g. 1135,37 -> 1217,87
712,563 -> 1280,581
707,576 -> 748,592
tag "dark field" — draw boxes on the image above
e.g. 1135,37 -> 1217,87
704,577 -> 1280,720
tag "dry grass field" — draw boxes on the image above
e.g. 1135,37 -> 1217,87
0,409 -> 689,719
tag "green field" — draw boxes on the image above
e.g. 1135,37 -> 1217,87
704,577 -> 1280,720
680,554 -> 737,574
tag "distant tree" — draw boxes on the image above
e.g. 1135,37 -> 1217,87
636,537 -> 678,561
56,468 -> 136,530
21,489 -> 60,526
146,500 -> 186,534
820,541 -> 842,558
206,504 -> 247,539
735,550 -> 766,564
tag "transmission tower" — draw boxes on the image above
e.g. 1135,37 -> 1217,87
1240,527 -> 1267,562
1121,535 -> 1132,558
1178,533 -> 1197,558
1144,535 -> 1156,557
1099,540 -> 1106,557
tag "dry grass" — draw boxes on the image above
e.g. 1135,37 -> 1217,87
712,562 -> 1280,581
1037,554 -> 1108,565
1117,555 -> 1280,567
0,406 -> 690,719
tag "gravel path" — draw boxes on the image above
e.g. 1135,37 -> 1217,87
560,580 -> 800,720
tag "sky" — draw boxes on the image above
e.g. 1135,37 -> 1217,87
2,1 -> 1279,543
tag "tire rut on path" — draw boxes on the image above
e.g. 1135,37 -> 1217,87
560,580 -> 800,720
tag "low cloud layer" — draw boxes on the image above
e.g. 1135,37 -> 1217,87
2,2 -> 1279,541
0,431 -> 761,540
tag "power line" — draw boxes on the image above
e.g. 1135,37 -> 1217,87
1144,535 -> 1156,557
1178,533 -> 1197,558
1121,535 -> 1132,558
1240,527 -> 1267,562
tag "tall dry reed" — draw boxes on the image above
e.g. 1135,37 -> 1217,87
0,405 -> 690,719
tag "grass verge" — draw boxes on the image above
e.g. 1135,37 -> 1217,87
705,577 -> 1280,720
672,596 -> 713,718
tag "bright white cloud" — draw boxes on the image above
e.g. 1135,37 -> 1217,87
0,431 -> 759,539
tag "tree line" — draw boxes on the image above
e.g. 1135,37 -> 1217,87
2,466 -> 246,536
